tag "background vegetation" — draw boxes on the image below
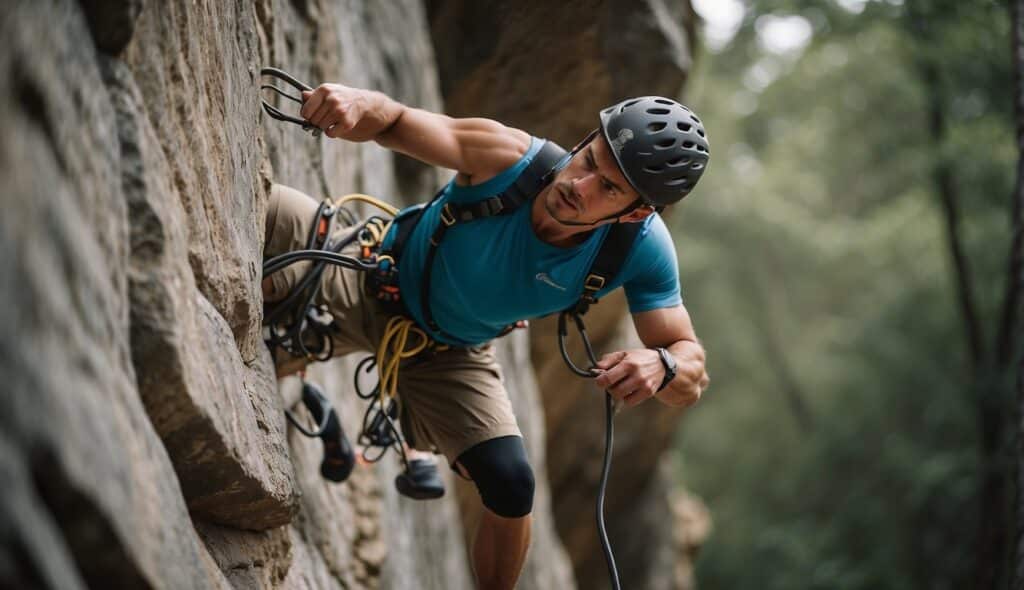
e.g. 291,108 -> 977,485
672,1 -> 1019,588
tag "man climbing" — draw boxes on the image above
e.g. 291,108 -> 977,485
262,80 -> 710,590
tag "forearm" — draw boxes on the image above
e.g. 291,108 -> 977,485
654,339 -> 708,408
302,82 -> 527,175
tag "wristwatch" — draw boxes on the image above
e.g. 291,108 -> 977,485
654,347 -> 677,392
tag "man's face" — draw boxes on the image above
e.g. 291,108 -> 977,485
542,134 -> 646,225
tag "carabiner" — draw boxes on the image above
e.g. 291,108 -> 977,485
260,67 -> 322,137
557,310 -> 602,378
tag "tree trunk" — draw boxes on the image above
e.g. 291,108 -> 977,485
917,38 -> 1007,590
1010,1 -> 1024,588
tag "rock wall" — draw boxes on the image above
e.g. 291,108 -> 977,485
1,0 -> 705,588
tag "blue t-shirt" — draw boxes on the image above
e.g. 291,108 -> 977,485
382,136 -> 682,346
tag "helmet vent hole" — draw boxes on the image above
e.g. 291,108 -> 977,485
697,129 -> 705,137
690,115 -> 701,124
677,122 -> 692,132
691,162 -> 704,170
655,138 -> 676,149
682,141 -> 695,149
647,122 -> 668,133
602,108 -> 614,115
623,99 -> 642,109
654,98 -> 674,105
666,177 -> 689,187
647,107 -> 671,115
644,165 -> 664,173
667,156 -> 690,167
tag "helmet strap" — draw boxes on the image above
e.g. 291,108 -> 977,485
550,198 -> 646,227
538,129 -> 600,187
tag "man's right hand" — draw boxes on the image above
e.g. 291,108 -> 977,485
299,84 -> 400,142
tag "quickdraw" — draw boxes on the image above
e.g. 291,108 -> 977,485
260,67 -> 321,136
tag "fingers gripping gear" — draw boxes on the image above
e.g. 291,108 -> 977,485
456,436 -> 535,518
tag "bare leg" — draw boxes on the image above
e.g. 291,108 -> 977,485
472,509 -> 531,590
454,461 -> 531,590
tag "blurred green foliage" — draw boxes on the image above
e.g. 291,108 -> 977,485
673,1 -> 1016,588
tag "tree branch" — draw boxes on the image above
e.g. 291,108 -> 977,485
919,59 -> 986,370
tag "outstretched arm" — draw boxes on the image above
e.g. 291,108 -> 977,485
593,304 -> 709,409
299,83 -> 530,184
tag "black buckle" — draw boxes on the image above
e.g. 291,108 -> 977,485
440,203 -> 457,227
583,273 -> 606,293
484,197 -> 504,216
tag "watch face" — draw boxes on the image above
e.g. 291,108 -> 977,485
659,347 -> 677,369
656,347 -> 677,392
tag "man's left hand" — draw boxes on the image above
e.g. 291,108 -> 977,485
593,349 -> 667,408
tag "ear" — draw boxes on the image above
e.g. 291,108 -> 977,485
619,205 -> 655,224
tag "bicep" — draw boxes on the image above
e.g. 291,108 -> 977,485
377,108 -> 530,179
632,304 -> 696,348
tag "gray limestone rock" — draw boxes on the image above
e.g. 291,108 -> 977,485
78,0 -> 143,55
0,2 -> 232,588
103,56 -> 298,530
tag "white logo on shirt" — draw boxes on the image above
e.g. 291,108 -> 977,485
535,272 -> 567,291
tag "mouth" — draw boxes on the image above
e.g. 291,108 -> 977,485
558,187 -> 581,213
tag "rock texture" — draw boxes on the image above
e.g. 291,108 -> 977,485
427,0 -> 697,146
0,2 -> 232,588
1,0 -> 705,588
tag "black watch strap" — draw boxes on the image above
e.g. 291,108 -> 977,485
655,347 -> 677,392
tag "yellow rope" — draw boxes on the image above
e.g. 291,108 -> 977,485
333,193 -> 398,253
359,217 -> 390,247
328,193 -> 419,405
375,316 -> 430,408
334,193 -> 400,216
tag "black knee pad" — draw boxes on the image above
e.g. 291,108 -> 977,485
456,436 -> 535,518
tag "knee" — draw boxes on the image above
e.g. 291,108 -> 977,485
480,458 -> 535,518
457,436 -> 535,518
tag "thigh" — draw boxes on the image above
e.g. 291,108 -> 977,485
396,344 -> 521,464
263,183 -> 320,303
263,183 -> 375,355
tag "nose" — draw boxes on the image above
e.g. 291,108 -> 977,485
571,173 -> 598,199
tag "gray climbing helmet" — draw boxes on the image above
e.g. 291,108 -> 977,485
598,96 -> 710,206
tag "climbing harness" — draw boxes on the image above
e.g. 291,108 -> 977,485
263,194 -> 396,361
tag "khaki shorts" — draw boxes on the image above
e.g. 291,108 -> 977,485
263,183 -> 521,463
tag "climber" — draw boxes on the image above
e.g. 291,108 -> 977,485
261,79 -> 711,589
